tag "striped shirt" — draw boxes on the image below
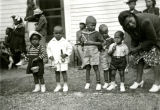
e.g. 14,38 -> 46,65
27,45 -> 46,59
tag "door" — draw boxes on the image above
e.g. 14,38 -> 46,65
36,0 -> 65,42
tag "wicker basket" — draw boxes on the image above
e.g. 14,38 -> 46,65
31,66 -> 39,73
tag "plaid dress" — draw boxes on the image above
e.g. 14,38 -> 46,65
133,46 -> 160,66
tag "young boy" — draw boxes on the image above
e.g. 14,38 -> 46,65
107,31 -> 129,92
80,16 -> 103,91
47,26 -> 72,92
99,24 -> 114,89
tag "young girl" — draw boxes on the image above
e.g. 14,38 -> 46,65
47,26 -> 72,92
26,31 -> 46,93
99,24 -> 114,89
107,31 -> 129,92
80,16 -> 103,91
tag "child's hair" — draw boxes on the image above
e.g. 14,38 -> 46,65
53,25 -> 63,33
99,24 -> 108,33
80,22 -> 86,28
115,31 -> 124,40
30,33 -> 41,41
86,16 -> 97,25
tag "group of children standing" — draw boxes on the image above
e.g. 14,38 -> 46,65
25,14 -> 129,93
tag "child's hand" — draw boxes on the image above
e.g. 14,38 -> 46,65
49,56 -> 54,61
125,64 -> 129,73
32,57 -> 39,62
61,54 -> 68,59
112,44 -> 116,51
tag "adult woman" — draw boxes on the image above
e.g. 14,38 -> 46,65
143,0 -> 159,16
118,11 -> 160,92
9,16 -> 26,67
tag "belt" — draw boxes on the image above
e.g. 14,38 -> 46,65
112,56 -> 125,59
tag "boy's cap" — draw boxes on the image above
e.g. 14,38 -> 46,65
126,0 -> 137,4
34,8 -> 43,15
86,16 -> 97,25
29,31 -> 42,39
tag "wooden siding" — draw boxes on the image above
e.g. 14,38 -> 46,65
0,0 -> 27,41
64,0 -> 160,43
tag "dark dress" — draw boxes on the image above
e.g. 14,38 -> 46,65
26,45 -> 44,75
143,7 -> 159,16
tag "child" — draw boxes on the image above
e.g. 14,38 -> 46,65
47,26 -> 72,92
99,24 -> 114,89
107,31 -> 129,92
0,42 -> 13,70
26,31 -> 46,93
80,16 -> 103,91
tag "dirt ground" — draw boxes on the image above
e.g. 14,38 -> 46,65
0,66 -> 160,110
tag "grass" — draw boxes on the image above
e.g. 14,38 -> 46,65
0,67 -> 160,110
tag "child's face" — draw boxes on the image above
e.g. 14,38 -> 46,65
128,2 -> 136,10
79,24 -> 85,30
100,29 -> 109,39
145,0 -> 153,7
31,35 -> 40,46
87,23 -> 96,31
114,33 -> 122,44
54,30 -> 63,41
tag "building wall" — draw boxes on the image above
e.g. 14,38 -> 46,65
0,0 -> 27,41
64,0 -> 160,43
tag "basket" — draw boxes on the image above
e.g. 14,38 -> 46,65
31,66 -> 39,73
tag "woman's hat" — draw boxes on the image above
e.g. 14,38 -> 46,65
126,0 -> 137,4
29,31 -> 42,40
118,10 -> 131,26
34,8 -> 43,15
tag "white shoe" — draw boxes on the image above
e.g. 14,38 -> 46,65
130,80 -> 144,89
63,83 -> 68,92
54,84 -> 62,92
41,84 -> 46,93
107,82 -> 116,91
149,84 -> 160,93
96,84 -> 102,91
84,83 -> 90,90
16,59 -> 25,66
103,83 -> 109,89
120,83 -> 125,92
32,84 -> 40,92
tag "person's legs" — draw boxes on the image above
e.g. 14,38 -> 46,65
107,69 -> 117,90
62,71 -> 67,83
32,73 -> 40,92
93,65 -> 101,84
103,70 -> 109,83
55,71 -> 60,83
54,71 -> 61,92
33,73 -> 39,84
136,59 -> 145,83
130,59 -> 144,89
119,70 -> 126,92
62,71 -> 68,92
39,75 -> 45,84
93,65 -> 101,90
149,65 -> 160,92
84,64 -> 91,89
86,65 -> 91,83
152,65 -> 160,85
39,75 -> 46,92
119,70 -> 125,83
